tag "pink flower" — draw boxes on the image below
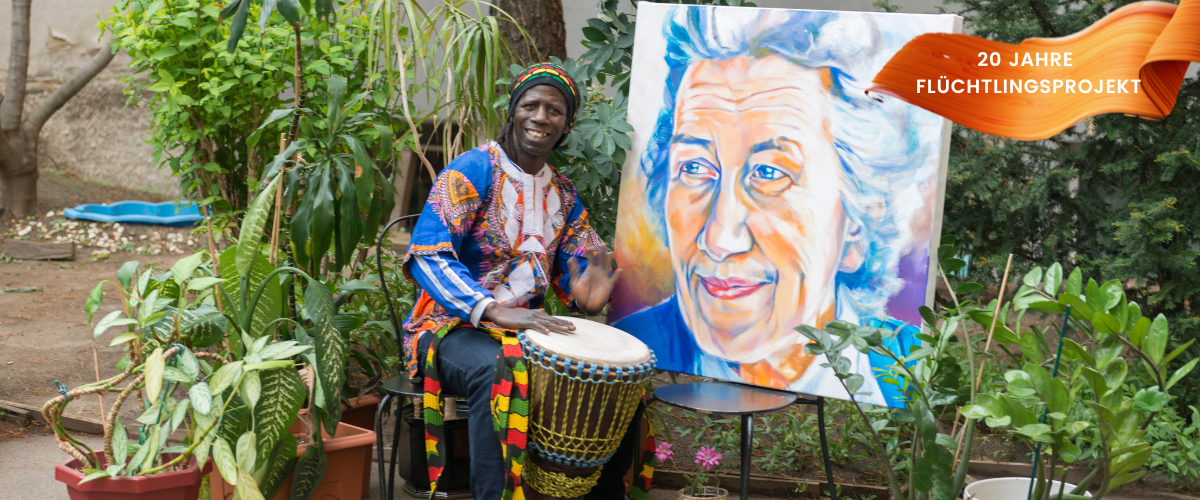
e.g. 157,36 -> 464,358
655,442 -> 675,461
694,446 -> 722,471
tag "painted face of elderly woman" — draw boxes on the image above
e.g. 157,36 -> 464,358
665,54 -> 866,384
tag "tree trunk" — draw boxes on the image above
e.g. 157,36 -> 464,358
1,169 -> 38,218
0,0 -> 114,218
0,0 -> 31,133
490,0 -> 567,65
0,127 -> 37,217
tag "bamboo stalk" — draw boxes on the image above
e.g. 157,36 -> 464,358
91,343 -> 105,418
952,255 -> 1013,467
974,253 -> 1015,393
270,133 -> 287,267
203,206 -> 223,314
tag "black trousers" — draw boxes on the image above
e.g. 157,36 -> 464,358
418,327 -> 643,500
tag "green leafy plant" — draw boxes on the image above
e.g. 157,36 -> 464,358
795,233 -> 997,500
255,74 -> 397,278
961,264 -> 1197,499
1140,405 -> 1200,490
938,0 -> 1200,416
103,0 -> 407,217
60,173 -> 355,499
336,243 -> 417,396
104,0 -> 296,212
55,248 -> 310,500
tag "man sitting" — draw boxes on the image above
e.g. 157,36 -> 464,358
401,62 -> 637,500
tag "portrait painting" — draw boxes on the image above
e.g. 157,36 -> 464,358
610,3 -> 960,408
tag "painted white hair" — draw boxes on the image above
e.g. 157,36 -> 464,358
640,5 -> 942,319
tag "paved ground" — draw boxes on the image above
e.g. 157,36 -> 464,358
2,431 -> 1196,500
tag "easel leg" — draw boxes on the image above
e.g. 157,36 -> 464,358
817,397 -> 837,500
740,413 -> 753,500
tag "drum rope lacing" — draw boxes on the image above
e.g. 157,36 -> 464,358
517,331 -> 658,384
523,460 -> 604,497
517,330 -> 657,469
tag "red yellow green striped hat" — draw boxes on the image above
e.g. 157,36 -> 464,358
508,62 -> 581,127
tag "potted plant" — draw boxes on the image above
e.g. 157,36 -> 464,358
655,441 -> 729,500
199,66 -> 394,499
195,168 -> 375,499
959,264 -> 1195,500
61,160 -> 372,500
50,246 -> 313,500
797,235 -> 992,500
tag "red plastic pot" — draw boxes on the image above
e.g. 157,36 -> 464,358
209,413 -> 376,500
55,452 -> 211,500
339,393 -> 382,431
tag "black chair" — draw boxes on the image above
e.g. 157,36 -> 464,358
374,215 -> 471,499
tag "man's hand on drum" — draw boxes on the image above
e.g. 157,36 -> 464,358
483,300 -> 576,334
567,250 -> 623,315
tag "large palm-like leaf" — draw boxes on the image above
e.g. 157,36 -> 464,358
290,445 -> 327,500
218,247 -> 282,341
151,305 -> 228,348
306,280 -> 347,435
252,367 -> 307,467
236,174 -> 282,278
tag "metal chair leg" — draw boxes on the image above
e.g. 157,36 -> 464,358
739,413 -> 753,500
376,394 -> 393,500
390,401 -> 403,500
817,397 -> 837,500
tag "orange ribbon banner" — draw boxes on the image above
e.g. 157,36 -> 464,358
869,0 -> 1200,140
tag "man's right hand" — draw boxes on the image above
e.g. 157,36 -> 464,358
483,301 -> 576,333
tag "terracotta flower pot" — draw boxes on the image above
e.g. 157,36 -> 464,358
55,452 -> 212,500
340,393 -> 383,431
208,415 -> 376,500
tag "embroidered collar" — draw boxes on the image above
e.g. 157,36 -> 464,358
491,142 -> 554,255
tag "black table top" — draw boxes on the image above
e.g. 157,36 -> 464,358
652,382 -> 798,415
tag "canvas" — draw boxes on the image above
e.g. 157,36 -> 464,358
609,3 -> 960,408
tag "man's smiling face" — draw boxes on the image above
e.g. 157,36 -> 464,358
511,85 -> 570,160
665,54 -> 849,363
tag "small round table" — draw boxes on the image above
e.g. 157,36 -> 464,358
653,382 -> 837,500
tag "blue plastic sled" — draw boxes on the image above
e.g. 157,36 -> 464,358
64,201 -> 204,226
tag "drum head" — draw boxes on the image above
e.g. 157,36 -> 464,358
524,316 -> 652,366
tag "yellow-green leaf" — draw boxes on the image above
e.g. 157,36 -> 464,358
241,370 -> 261,410
209,361 -> 244,395
235,174 -> 281,278
187,276 -> 225,291
171,252 -> 205,287
213,438 -> 239,485
244,360 -> 294,371
235,469 -> 266,500
145,347 -> 165,399
260,434 -> 298,499
236,430 -> 257,472
112,417 -> 129,465
218,247 -> 281,341
307,280 -> 347,433
253,368 -> 307,467
110,332 -> 138,347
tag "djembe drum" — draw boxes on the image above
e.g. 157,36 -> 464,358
517,316 -> 656,500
